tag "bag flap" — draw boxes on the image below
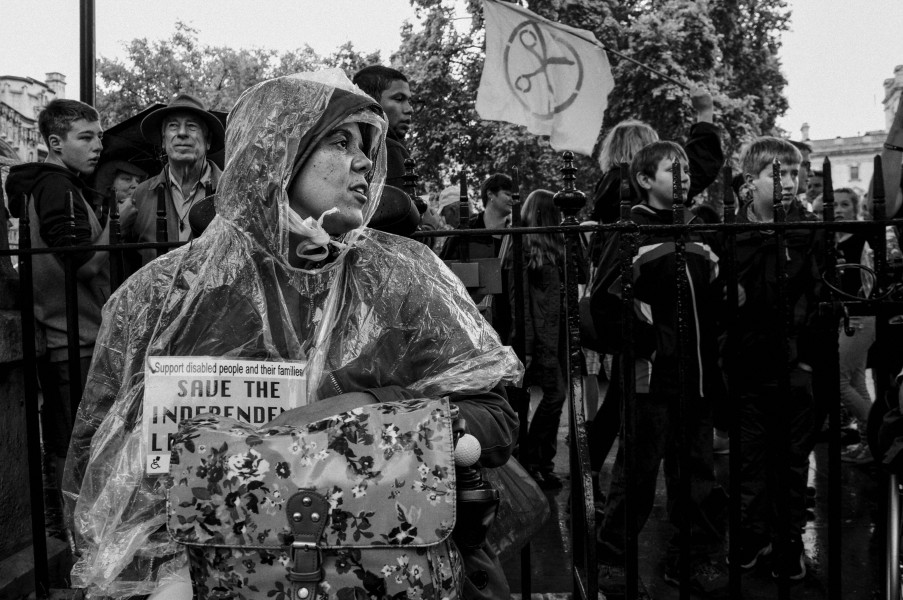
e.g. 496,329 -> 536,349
167,398 -> 456,550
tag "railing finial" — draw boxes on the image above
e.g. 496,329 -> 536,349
672,154 -> 684,225
772,158 -> 784,222
554,151 -> 586,224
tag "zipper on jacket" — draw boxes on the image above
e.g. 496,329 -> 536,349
329,372 -> 343,396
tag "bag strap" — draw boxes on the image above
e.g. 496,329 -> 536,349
286,490 -> 330,599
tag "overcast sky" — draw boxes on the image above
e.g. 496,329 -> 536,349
0,0 -> 899,142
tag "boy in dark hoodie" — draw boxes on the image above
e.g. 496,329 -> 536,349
728,137 -> 823,581
593,142 -> 727,597
5,99 -> 108,497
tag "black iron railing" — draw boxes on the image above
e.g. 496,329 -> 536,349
2,153 -> 903,600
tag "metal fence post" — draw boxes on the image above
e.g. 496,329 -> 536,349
553,151 -> 596,599
79,0 -> 95,107
772,159 -> 793,600
17,194 -> 50,599
156,185 -> 169,257
871,157 -> 893,428
671,158 -> 692,599
887,473 -> 901,600
506,168 -> 533,598
108,189 -> 124,290
618,161 -> 641,600
457,172 -> 470,263
63,191 -> 83,414
722,166 -> 743,597
870,155 -> 899,600
822,157 -> 843,600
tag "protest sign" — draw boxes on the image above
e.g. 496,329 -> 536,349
142,356 -> 307,474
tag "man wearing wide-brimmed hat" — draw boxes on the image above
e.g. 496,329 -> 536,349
124,93 -> 224,266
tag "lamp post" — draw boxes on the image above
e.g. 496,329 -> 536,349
80,0 -> 95,106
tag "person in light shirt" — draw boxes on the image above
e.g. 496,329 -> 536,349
123,93 -> 224,265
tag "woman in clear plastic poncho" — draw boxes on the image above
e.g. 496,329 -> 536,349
62,71 -> 522,598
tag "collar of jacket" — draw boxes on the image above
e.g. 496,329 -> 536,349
386,128 -> 404,144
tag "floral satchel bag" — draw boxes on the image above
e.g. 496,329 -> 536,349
166,398 -> 463,600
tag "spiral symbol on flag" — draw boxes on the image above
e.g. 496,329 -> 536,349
503,20 -> 584,120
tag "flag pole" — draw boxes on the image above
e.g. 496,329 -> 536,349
544,22 -> 691,91
598,45 -> 690,91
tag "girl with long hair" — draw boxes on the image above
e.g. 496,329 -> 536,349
517,189 -> 568,489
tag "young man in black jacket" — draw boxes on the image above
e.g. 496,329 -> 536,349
352,66 -> 425,212
5,99 -> 108,521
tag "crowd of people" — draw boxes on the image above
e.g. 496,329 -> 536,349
4,61 -> 903,600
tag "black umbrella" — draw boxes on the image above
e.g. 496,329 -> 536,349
91,103 -> 228,227
100,103 -> 229,177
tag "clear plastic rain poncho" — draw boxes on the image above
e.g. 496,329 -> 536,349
62,70 -> 523,598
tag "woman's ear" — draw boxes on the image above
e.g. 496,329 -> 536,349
743,172 -> 755,185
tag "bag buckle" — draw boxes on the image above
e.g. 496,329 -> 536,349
286,491 -> 329,599
289,542 -> 322,583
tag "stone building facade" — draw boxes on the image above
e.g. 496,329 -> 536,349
804,127 -> 884,199
0,72 -> 65,163
0,72 -> 65,249
800,65 -> 903,199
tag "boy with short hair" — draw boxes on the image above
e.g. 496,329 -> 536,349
592,141 -> 727,596
479,172 -> 515,227
4,99 -> 109,510
729,136 -> 823,580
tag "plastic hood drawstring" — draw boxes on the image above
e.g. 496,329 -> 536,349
287,207 -> 348,261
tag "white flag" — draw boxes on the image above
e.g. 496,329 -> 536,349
476,0 -> 614,156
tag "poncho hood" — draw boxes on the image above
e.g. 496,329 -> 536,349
215,70 -> 386,264
132,72 -> 393,368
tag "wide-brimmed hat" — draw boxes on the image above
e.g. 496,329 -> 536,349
139,93 -> 225,153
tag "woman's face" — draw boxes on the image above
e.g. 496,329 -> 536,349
112,171 -> 142,202
288,122 -> 373,236
834,191 -> 857,222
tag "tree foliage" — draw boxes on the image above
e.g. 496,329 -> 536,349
96,0 -> 791,203
95,22 -> 380,125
